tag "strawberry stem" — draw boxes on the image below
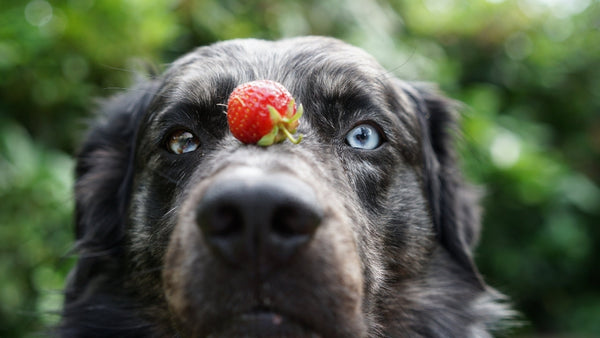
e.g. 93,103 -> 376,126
282,127 -> 303,144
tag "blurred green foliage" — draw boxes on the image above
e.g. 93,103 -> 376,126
1,0 -> 598,336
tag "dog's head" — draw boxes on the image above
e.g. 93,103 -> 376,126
64,37 -> 508,337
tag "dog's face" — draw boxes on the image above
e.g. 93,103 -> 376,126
64,37 -> 509,337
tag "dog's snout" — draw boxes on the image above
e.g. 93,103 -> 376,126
196,169 -> 323,273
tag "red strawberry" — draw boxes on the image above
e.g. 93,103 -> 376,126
227,80 -> 303,146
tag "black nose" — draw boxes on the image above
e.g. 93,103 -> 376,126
196,169 -> 323,274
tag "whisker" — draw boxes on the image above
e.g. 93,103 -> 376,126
151,169 -> 180,185
376,46 -> 417,80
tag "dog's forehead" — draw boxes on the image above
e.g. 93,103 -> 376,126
163,37 -> 392,104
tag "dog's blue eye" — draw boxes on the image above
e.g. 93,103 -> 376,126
168,130 -> 200,154
345,124 -> 381,150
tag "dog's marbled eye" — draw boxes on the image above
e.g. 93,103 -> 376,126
345,124 -> 382,150
168,130 -> 200,154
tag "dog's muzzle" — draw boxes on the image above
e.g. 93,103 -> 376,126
195,166 -> 324,277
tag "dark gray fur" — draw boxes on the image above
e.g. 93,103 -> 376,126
60,37 -> 512,337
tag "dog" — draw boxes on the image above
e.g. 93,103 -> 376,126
60,36 -> 511,337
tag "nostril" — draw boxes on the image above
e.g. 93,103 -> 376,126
211,205 -> 243,237
197,202 -> 244,239
272,204 -> 321,238
272,205 -> 299,237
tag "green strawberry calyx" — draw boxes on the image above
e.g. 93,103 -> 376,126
257,100 -> 304,146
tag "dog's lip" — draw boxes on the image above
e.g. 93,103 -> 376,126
209,307 -> 321,337
238,309 -> 287,328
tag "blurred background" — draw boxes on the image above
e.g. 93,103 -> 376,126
1,0 -> 598,336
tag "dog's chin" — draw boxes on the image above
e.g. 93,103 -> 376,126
207,310 -> 320,337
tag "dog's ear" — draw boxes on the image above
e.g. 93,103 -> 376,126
402,82 -> 485,289
67,79 -> 159,294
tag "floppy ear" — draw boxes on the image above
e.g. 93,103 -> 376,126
404,82 -> 485,289
66,79 -> 160,297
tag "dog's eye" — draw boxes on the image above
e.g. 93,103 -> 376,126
167,130 -> 200,154
345,124 -> 382,150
